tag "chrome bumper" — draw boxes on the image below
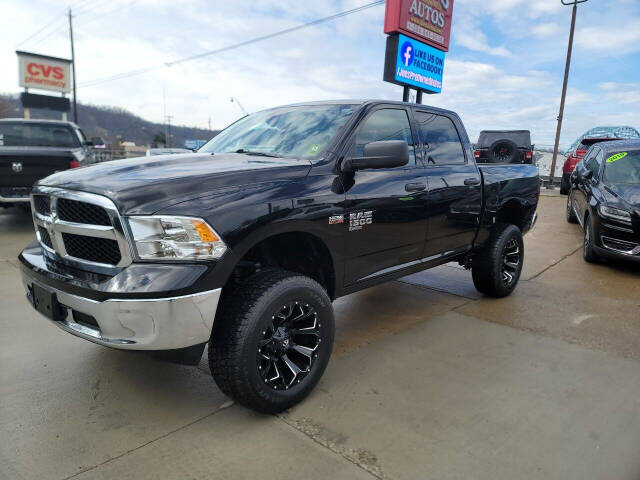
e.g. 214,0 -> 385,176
21,271 -> 221,350
0,195 -> 30,203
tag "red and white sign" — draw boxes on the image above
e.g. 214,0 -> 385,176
17,51 -> 72,94
384,0 -> 455,52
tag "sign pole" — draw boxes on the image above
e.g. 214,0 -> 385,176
402,86 -> 410,102
416,89 -> 423,104
547,0 -> 588,189
68,8 -> 78,124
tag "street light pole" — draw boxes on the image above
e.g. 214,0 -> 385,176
68,8 -> 78,124
547,0 -> 588,189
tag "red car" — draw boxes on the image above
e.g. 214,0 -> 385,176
560,137 -> 621,194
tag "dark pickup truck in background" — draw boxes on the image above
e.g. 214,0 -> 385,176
19,100 -> 539,413
0,119 -> 93,207
474,130 -> 534,164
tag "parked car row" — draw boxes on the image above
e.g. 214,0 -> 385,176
566,139 -> 640,264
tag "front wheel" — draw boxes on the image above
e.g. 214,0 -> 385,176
209,269 -> 334,414
583,214 -> 599,263
472,224 -> 524,297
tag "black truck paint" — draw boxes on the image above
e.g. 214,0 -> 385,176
19,100 -> 539,412
0,119 -> 92,206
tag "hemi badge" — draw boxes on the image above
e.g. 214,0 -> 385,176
329,215 -> 344,225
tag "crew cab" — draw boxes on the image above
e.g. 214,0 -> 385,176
0,119 -> 92,207
19,100 -> 539,413
567,139 -> 640,263
560,137 -> 621,194
474,130 -> 534,164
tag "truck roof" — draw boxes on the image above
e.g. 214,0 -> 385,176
0,118 -> 79,128
273,99 -> 460,118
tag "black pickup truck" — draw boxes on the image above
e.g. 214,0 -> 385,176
19,100 -> 539,413
0,119 -> 92,207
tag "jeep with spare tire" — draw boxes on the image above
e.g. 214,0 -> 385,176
474,130 -> 534,164
19,100 -> 539,413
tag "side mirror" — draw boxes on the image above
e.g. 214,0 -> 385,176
343,140 -> 409,172
583,169 -> 593,180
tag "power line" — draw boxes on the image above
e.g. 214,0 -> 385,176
16,14 -> 65,47
80,0 -> 385,88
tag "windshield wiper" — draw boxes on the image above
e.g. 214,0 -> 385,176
233,148 -> 280,158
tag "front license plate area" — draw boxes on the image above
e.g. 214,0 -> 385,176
31,283 -> 67,322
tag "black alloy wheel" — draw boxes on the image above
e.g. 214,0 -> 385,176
258,301 -> 322,390
472,223 -> 524,297
209,269 -> 334,413
501,238 -> 521,287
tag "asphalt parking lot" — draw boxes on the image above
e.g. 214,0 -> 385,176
1,193 -> 639,480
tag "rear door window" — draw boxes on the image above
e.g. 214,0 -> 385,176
414,112 -> 466,165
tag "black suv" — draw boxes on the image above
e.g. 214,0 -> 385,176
567,139 -> 640,263
474,130 -> 534,164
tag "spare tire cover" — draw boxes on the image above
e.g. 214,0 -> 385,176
488,139 -> 520,163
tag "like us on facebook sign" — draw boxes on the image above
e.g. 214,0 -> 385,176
384,33 -> 446,94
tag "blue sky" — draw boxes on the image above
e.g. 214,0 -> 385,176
2,0 -> 640,148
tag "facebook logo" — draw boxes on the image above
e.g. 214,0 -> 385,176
401,41 -> 414,67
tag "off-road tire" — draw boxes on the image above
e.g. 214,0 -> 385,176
566,190 -> 578,224
209,269 -> 334,414
472,224 -> 524,298
583,213 -> 599,263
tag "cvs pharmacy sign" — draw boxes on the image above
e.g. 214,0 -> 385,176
17,51 -> 72,94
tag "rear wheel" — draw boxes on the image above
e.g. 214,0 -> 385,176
209,269 -> 334,413
472,224 -> 524,297
566,191 -> 578,224
583,214 -> 599,263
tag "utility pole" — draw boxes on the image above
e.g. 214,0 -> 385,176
547,0 -> 588,189
166,115 -> 173,147
68,8 -> 78,124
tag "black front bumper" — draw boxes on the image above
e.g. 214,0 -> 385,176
592,215 -> 640,263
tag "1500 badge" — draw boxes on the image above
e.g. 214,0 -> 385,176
349,210 -> 373,231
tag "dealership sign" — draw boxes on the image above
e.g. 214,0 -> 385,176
17,51 -> 72,94
384,0 -> 454,52
384,34 -> 445,93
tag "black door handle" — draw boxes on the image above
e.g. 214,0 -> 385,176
405,182 -> 426,192
464,177 -> 481,186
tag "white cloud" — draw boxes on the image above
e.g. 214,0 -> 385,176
531,22 -> 560,38
575,19 -> 640,53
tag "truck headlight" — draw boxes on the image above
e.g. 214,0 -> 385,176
598,205 -> 632,224
127,216 -> 227,260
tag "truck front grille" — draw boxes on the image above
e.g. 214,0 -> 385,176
37,226 -> 53,248
31,188 -> 132,272
58,198 -> 111,226
62,233 -> 122,265
33,195 -> 51,215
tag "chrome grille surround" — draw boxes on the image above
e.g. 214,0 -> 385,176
30,186 -> 133,273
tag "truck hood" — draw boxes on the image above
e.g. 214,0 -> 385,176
38,153 -> 312,214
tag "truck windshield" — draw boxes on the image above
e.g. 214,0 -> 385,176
200,104 -> 356,159
604,151 -> 640,184
0,122 -> 80,148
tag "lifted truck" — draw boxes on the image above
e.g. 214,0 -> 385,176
19,101 -> 539,413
